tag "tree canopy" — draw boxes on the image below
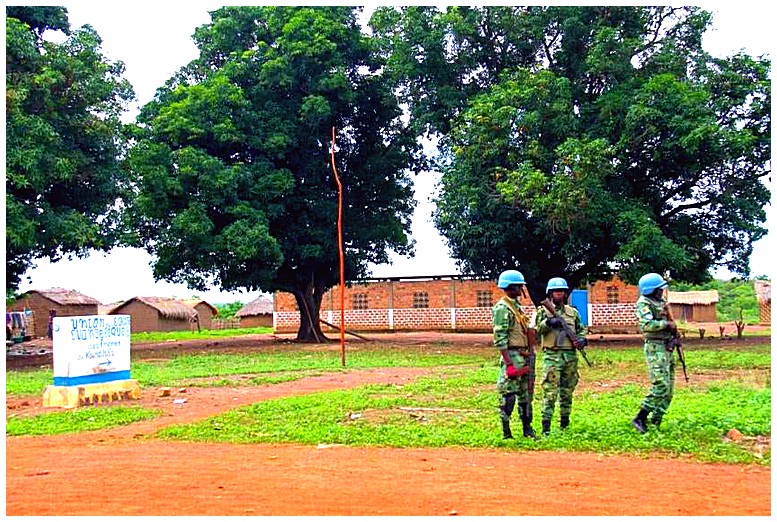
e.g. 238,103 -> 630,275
126,6 -> 422,340
371,6 -> 771,300
5,6 -> 135,289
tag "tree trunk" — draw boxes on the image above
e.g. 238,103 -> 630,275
293,277 -> 329,342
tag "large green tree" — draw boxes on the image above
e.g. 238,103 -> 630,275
371,6 -> 770,299
5,6 -> 135,289
127,6 -> 421,340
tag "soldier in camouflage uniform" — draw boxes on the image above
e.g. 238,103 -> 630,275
532,277 -> 587,436
632,272 -> 677,433
493,269 -> 536,439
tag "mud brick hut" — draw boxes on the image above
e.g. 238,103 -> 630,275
109,297 -> 205,333
13,288 -> 101,338
235,295 -> 274,327
666,290 -> 720,323
182,299 -> 219,330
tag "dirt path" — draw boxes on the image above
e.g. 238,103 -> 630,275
6,334 -> 771,516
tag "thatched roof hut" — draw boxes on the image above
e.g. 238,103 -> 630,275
235,296 -> 274,327
182,299 -> 219,329
667,290 -> 719,322
24,287 -> 102,306
667,290 -> 719,305
12,288 -> 101,337
110,297 -> 200,332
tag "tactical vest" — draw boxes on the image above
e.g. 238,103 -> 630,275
497,297 -> 530,348
539,304 -> 578,348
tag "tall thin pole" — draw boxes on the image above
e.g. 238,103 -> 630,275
331,127 -> 346,366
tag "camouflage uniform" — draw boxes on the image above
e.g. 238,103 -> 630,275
533,303 -> 585,424
635,294 -> 676,422
492,297 -> 532,420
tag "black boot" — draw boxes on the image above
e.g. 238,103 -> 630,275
560,415 -> 570,430
542,419 -> 551,437
519,403 -> 536,439
650,414 -> 662,429
521,417 -> 536,438
501,419 -> 513,439
631,408 -> 650,434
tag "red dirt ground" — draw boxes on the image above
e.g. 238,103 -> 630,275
5,331 -> 771,516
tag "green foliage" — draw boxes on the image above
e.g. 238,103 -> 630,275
6,406 -> 159,436
130,326 -> 272,343
127,6 -> 422,340
5,7 -> 136,289
372,6 -> 771,298
214,301 -> 244,319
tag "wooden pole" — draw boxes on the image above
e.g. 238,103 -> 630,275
331,127 -> 346,366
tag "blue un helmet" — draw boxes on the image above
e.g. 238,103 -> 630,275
638,273 -> 668,296
546,277 -> 569,295
497,270 -> 526,289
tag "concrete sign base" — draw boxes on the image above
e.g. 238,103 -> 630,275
42,379 -> 141,409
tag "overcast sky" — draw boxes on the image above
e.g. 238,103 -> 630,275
11,2 -> 774,304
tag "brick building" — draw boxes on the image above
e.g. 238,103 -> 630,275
273,274 -> 741,334
12,288 -> 100,338
587,276 -> 641,332
274,275 -> 534,334
274,274 -> 735,334
754,280 -> 771,324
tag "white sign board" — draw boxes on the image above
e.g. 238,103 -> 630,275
51,315 -> 132,386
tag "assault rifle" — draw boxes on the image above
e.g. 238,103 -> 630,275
540,298 -> 592,367
519,288 -> 538,420
663,305 -> 689,382
526,324 -> 537,406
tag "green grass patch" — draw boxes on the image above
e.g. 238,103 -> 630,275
6,405 -> 160,436
131,326 -> 273,343
158,364 -> 770,465
6,344 -> 490,394
5,367 -> 54,396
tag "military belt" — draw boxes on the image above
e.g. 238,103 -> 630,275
644,335 -> 671,341
507,346 -> 531,356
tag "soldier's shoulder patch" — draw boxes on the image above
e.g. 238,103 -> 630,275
638,304 -> 654,320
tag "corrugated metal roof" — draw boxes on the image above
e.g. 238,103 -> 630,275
24,287 -> 101,306
235,296 -> 274,317
112,297 -> 198,320
667,290 -> 719,305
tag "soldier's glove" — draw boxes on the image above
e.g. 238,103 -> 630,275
574,337 -> 588,349
506,364 -> 529,379
546,317 -> 564,329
